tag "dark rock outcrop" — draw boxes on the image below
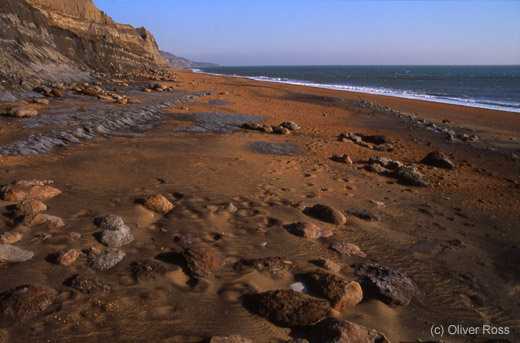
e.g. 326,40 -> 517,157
0,0 -> 167,90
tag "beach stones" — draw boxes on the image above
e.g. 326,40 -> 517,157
0,180 -> 61,201
0,244 -> 34,262
210,335 -> 254,343
305,270 -> 363,310
355,263 -> 420,306
234,257 -> 292,279
65,275 -> 110,294
131,259 -> 167,280
421,151 -> 455,169
88,247 -> 125,270
244,289 -> 330,327
307,204 -> 346,225
182,245 -> 224,278
285,222 -> 333,239
24,213 -> 64,228
143,194 -> 174,214
280,121 -> 301,131
14,200 -> 47,216
0,231 -> 23,244
96,214 -> 134,248
394,165 -> 428,187
308,318 -> 390,343
54,249 -> 81,266
331,154 -> 353,165
8,107 -> 38,118
0,285 -> 55,321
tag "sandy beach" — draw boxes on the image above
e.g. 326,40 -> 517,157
0,68 -> 519,343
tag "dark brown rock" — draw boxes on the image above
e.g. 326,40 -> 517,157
182,245 -> 224,278
244,289 -> 330,327
0,180 -> 61,201
65,274 -> 110,294
286,222 -> 333,239
420,151 -> 455,169
355,263 -> 420,306
305,270 -> 363,310
308,318 -> 390,343
0,285 -> 55,321
331,154 -> 353,165
307,204 -> 346,225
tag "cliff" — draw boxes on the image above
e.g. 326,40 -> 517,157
0,0 -> 167,90
160,50 -> 220,69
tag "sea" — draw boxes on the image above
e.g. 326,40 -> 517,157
195,65 -> 520,113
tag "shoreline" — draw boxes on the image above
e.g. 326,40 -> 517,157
192,66 -> 520,114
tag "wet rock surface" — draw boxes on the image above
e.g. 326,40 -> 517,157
0,285 -> 55,321
305,270 -> 363,310
355,263 -> 420,306
307,318 -> 390,343
182,245 -> 224,278
0,244 -> 34,263
0,180 -> 61,201
244,289 -> 330,327
285,222 -> 333,239
306,204 -> 346,225
87,247 -> 126,270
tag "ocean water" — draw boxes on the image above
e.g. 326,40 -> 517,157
196,65 -> 520,113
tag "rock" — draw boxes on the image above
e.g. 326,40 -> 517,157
367,163 -> 389,174
280,121 -> 301,131
0,244 -> 33,262
116,98 -> 128,105
241,122 -> 262,131
8,107 -> 38,118
142,88 -> 152,93
24,213 -> 64,228
420,151 -> 455,169
50,89 -> 64,97
82,87 -> 99,96
173,235 -> 194,249
308,318 -> 390,343
32,98 -> 50,105
65,274 -> 110,294
95,214 -> 125,230
331,154 -> 353,164
244,289 -> 330,327
0,180 -> 61,201
394,165 -> 428,187
131,259 -> 167,279
55,249 -> 81,266
210,335 -> 254,343
100,223 -> 134,248
127,98 -> 141,104
368,156 -> 393,168
307,204 -> 346,225
14,200 -> 47,216
259,124 -> 274,133
329,241 -> 366,257
0,285 -> 55,321
0,231 -> 23,244
355,263 -> 419,306
361,134 -> 388,145
305,270 -> 363,310
347,209 -> 381,222
143,194 -> 174,214
373,143 -> 394,152
313,258 -> 342,274
285,222 -> 333,239
290,282 -> 308,293
234,257 -> 292,278
182,245 -> 224,278
87,247 -> 126,270
273,126 -> 291,135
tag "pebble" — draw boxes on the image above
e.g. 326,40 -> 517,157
0,244 -> 34,262
290,282 -> 308,293
0,180 -> 61,201
65,274 -> 110,294
143,194 -> 174,214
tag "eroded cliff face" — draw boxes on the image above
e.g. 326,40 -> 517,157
0,0 -> 167,91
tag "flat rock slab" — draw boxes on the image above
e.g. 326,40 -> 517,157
308,318 -> 390,343
305,270 -> 363,310
0,244 -> 34,263
88,247 -> 125,270
355,263 -> 420,306
285,222 -> 333,239
182,245 -> 224,278
0,180 -> 61,201
307,204 -> 346,225
0,285 -> 55,321
244,289 -> 330,327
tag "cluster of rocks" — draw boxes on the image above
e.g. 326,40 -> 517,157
366,156 -> 428,187
241,121 -> 301,135
143,82 -> 176,93
338,132 -> 394,152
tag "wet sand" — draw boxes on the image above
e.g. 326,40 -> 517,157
0,68 -> 519,343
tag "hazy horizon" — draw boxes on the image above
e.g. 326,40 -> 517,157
93,0 -> 520,66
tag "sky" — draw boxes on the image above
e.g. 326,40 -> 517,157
92,0 -> 520,66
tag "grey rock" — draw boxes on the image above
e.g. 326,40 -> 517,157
95,214 -> 125,230
100,225 -> 134,248
0,244 -> 34,263
355,262 -> 420,306
87,247 -> 125,270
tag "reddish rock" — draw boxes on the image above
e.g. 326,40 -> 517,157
182,245 -> 224,278
0,231 -> 23,244
309,318 -> 390,343
0,285 -> 55,321
82,87 -> 98,96
14,200 -> 47,216
143,194 -> 174,214
50,89 -> 64,97
308,204 -> 346,225
55,249 -> 81,266
305,270 -> 363,310
286,222 -> 333,239
24,213 -> 64,228
1,180 -> 61,201
245,289 -> 330,327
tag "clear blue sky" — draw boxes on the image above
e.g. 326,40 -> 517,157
93,0 -> 520,66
